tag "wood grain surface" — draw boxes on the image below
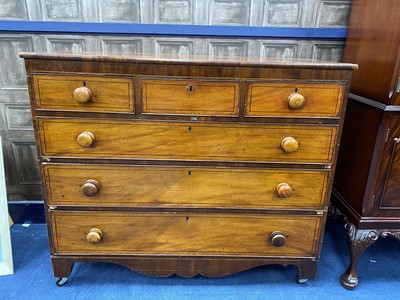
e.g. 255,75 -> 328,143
246,82 -> 343,117
20,51 -> 355,281
51,211 -> 320,256
43,163 -> 329,209
142,78 -> 239,116
33,74 -> 134,112
39,118 -> 337,163
342,0 -> 399,105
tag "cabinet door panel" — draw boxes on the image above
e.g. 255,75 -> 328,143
375,116 -> 400,216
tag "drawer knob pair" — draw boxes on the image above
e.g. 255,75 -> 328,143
82,179 -> 99,197
87,228 -> 102,244
73,86 -> 92,103
77,131 -> 95,148
281,137 -> 299,153
288,92 -> 305,110
269,231 -> 286,247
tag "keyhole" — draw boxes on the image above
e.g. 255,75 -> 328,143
187,126 -> 192,133
186,216 -> 190,222
83,81 -> 87,87
188,170 -> 192,176
187,85 -> 194,93
294,87 -> 298,93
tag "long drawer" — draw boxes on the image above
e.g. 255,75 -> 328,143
39,119 -> 337,164
50,211 -> 321,257
43,163 -> 329,209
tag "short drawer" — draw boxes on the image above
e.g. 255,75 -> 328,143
39,118 -> 337,164
141,78 -> 239,116
246,82 -> 343,117
33,74 -> 134,113
51,211 -> 321,257
44,164 -> 329,209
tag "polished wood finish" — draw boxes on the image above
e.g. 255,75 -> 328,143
50,256 -> 319,279
43,164 -> 328,209
342,0 -> 400,105
20,51 -> 355,285
142,78 -> 239,116
246,82 -> 343,117
33,74 -> 134,112
339,219 -> 400,289
40,119 -> 336,163
332,0 -> 400,289
51,211 -> 320,256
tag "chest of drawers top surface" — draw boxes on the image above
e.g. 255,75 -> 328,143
20,52 -> 355,284
20,51 -> 357,67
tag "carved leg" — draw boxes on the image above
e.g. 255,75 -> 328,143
296,260 -> 318,284
340,220 -> 378,290
381,231 -> 400,241
328,203 -> 342,218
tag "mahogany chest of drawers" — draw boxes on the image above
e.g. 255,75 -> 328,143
20,52 -> 356,286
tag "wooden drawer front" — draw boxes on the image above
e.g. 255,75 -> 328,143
51,211 -> 320,256
33,74 -> 134,112
246,82 -> 343,117
44,164 -> 329,209
141,78 -> 239,116
39,119 -> 336,164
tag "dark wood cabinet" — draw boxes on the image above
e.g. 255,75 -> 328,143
332,0 -> 400,290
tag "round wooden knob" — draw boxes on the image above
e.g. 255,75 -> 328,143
269,231 -> 286,247
76,131 -> 95,148
288,92 -> 305,109
281,137 -> 299,153
87,228 -> 102,244
82,179 -> 99,197
276,183 -> 293,198
73,86 -> 92,103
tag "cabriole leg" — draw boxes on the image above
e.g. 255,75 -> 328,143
340,220 -> 378,290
